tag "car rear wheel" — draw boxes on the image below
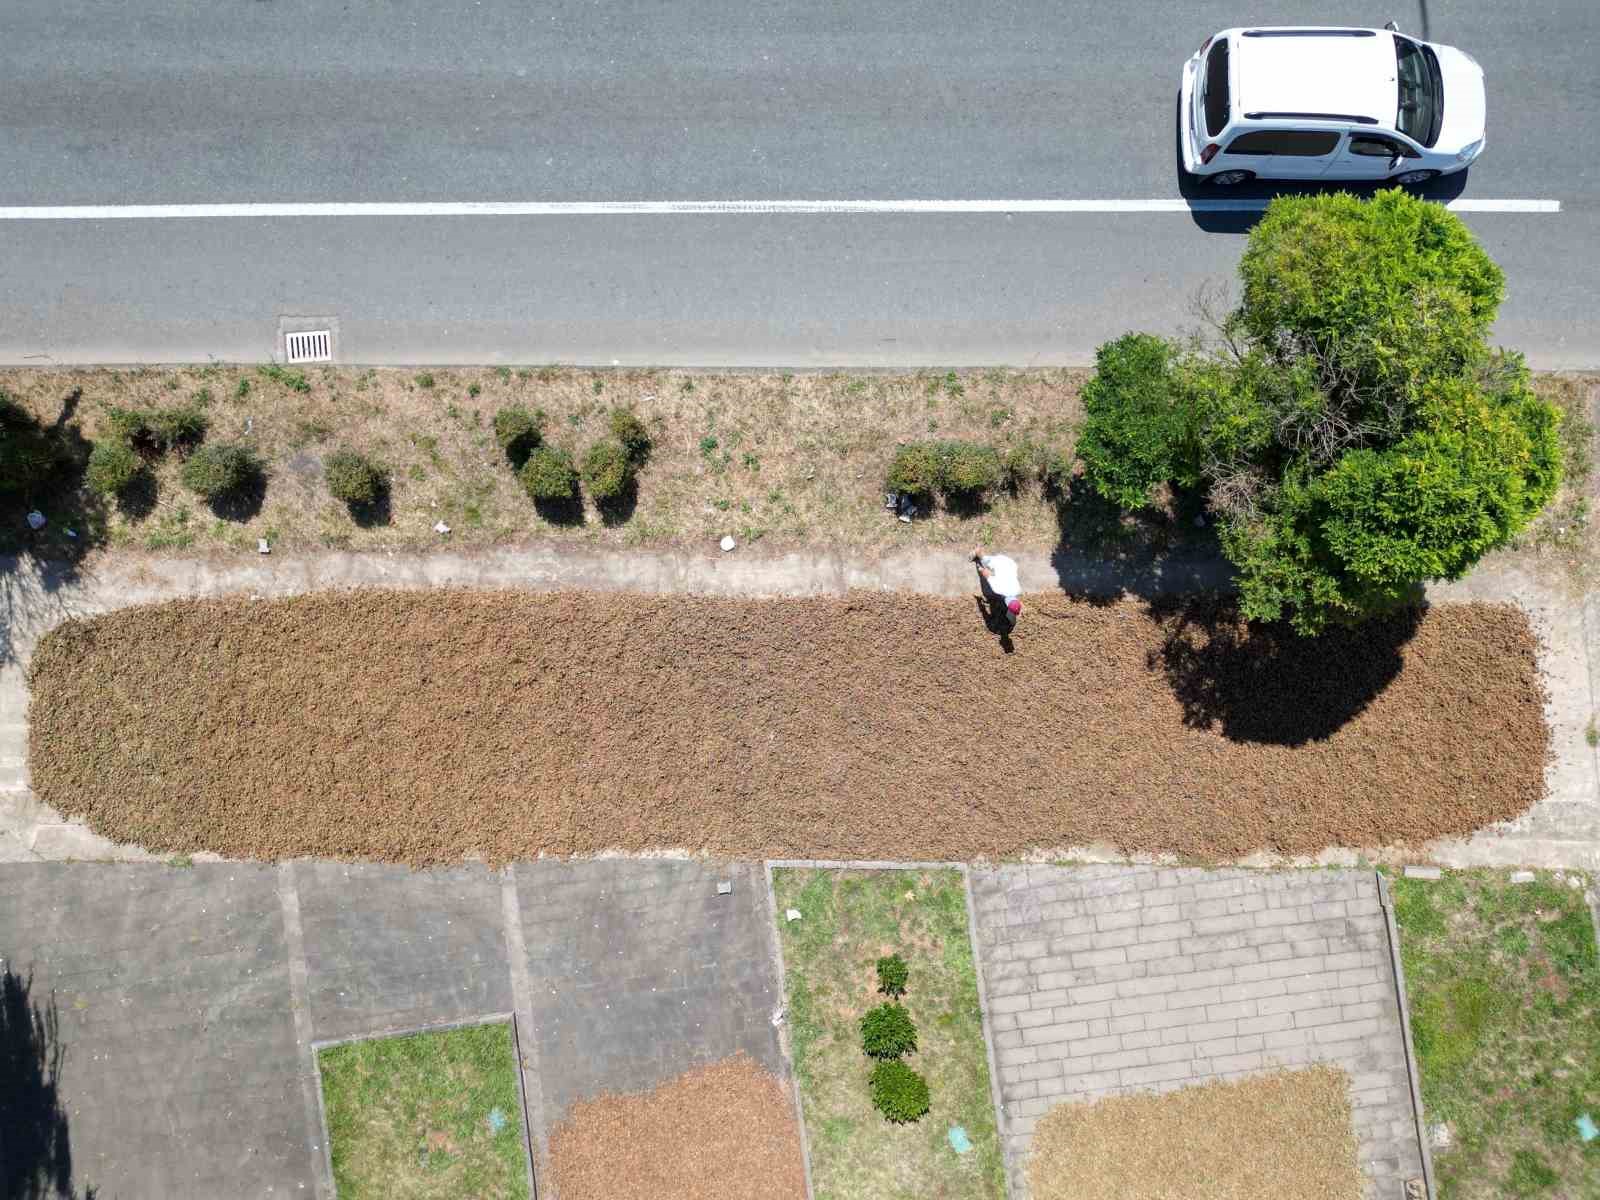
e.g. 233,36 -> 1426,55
1393,168 -> 1439,185
1208,169 -> 1254,186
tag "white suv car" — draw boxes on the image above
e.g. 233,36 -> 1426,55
1179,25 -> 1486,186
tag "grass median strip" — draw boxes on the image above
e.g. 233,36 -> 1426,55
1390,869 -> 1600,1198
316,1021 -> 530,1200
773,867 -> 1004,1200
27,590 -> 1546,864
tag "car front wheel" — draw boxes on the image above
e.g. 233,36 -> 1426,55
1393,168 -> 1439,185
1207,169 -> 1255,187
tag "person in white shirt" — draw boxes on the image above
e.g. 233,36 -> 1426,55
972,545 -> 1022,633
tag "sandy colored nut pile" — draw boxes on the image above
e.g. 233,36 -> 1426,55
1027,1066 -> 1364,1200
26,589 -> 1547,865
546,1054 -> 806,1200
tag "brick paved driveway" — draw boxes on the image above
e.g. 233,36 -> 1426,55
971,866 -> 1426,1200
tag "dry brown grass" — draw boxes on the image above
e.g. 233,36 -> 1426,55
545,1054 -> 806,1200
1026,1066 -> 1364,1200
0,365 -> 1084,557
26,590 -> 1547,866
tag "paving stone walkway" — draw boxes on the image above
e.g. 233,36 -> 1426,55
971,865 -> 1427,1200
1,545 -> 1593,870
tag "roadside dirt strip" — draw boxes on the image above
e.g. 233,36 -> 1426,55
28,590 -> 1546,865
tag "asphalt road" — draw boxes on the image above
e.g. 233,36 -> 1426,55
0,0 -> 1594,365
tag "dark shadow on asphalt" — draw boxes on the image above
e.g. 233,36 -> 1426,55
1145,595 -> 1422,745
0,966 -> 97,1200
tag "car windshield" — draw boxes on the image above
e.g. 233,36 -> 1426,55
1395,36 -> 1442,146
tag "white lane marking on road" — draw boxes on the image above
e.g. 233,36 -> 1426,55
0,198 -> 1562,219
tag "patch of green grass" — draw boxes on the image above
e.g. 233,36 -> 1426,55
317,1022 -> 530,1200
144,507 -> 194,550
259,363 -> 311,394
773,868 -> 1004,1200
1390,869 -> 1600,1199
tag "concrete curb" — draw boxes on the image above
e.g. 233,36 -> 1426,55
962,865 -> 1015,1200
1376,871 -> 1437,1200
761,860 -> 818,1200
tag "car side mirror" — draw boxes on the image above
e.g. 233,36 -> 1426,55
1384,19 -> 1400,31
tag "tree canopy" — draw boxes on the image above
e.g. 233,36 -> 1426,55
1077,189 -> 1560,635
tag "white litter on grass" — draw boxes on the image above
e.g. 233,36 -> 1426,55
257,538 -> 270,555
771,1005 -> 785,1027
26,511 -> 45,530
720,535 -> 736,552
785,908 -> 802,922
434,521 -> 451,535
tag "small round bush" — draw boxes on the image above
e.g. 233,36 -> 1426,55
876,954 -> 909,998
886,442 -> 941,497
938,442 -> 1003,496
581,438 -> 634,502
105,403 -> 208,452
608,407 -> 652,463
860,1002 -> 918,1060
324,449 -> 384,505
494,405 -> 545,466
869,1059 -> 930,1124
180,442 -> 260,499
519,445 -> 578,502
85,440 -> 143,497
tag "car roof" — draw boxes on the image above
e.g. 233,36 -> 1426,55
1231,27 -> 1397,128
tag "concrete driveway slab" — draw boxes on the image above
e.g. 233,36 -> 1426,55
514,858 -> 785,1121
0,864 -> 313,1200
972,865 -> 1426,1200
291,861 -> 512,1042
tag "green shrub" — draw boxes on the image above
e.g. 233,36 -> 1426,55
860,1002 -> 918,1060
0,396 -> 60,495
105,402 -> 208,452
1239,189 -> 1504,403
85,440 -> 144,497
581,439 -> 634,501
937,441 -> 1003,496
608,407 -> 652,463
1076,333 -> 1199,510
414,372 -> 436,390
869,1059 -> 930,1124
876,954 -> 909,998
494,405 -> 545,466
519,445 -> 578,502
323,449 -> 385,505
886,443 -> 942,497
179,443 -> 261,499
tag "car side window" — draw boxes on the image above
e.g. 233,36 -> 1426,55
1348,134 -> 1421,159
1224,129 -> 1340,156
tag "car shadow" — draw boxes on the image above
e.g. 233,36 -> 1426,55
1175,92 -> 1471,234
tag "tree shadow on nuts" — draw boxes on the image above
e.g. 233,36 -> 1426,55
1147,594 -> 1421,745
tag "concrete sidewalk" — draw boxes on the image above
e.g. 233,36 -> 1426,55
0,543 -> 1594,868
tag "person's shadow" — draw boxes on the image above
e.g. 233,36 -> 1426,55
974,595 -> 1016,655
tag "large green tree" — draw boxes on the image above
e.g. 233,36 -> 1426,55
1077,190 -> 1561,635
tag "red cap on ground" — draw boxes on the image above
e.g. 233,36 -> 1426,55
1007,599 -> 1022,615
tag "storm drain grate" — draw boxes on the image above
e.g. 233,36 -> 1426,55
285,329 -> 333,363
